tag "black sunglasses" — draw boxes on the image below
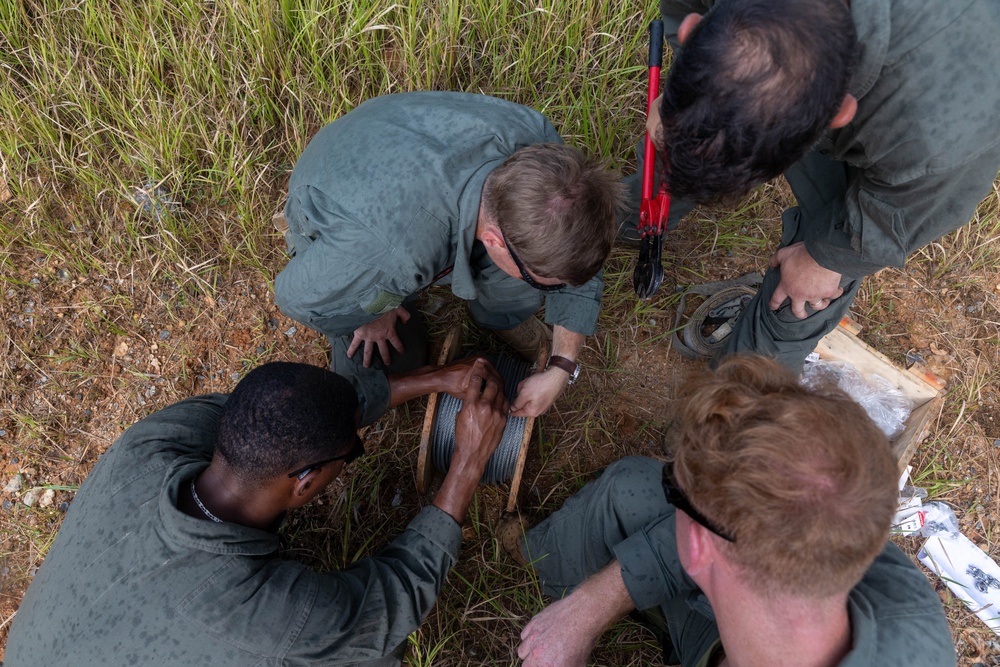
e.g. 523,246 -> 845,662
662,462 -> 736,543
288,435 -> 366,480
503,238 -> 567,292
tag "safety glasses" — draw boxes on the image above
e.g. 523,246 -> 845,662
288,435 -> 366,480
503,238 -> 567,292
662,462 -> 736,543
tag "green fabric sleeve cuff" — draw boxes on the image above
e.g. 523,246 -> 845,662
543,273 -> 603,336
407,506 -> 464,561
613,514 -> 680,611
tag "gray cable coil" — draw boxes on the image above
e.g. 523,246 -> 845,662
431,353 -> 532,484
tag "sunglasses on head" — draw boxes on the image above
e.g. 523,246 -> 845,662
662,461 -> 736,543
288,435 -> 366,480
503,238 -> 567,292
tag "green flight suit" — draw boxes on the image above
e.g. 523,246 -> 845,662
644,0 -> 1000,370
273,92 -> 604,425
5,394 -> 464,667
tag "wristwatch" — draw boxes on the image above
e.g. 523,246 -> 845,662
545,355 -> 580,385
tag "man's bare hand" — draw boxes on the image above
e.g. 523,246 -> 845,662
511,368 -> 567,418
437,356 -> 503,401
346,305 -> 410,367
433,364 -> 509,522
518,562 -> 634,667
518,594 -> 602,667
452,365 -> 508,474
768,242 -> 844,319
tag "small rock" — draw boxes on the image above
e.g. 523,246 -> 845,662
29,277 -> 40,286
2,499 -> 13,511
391,489 -> 403,507
114,341 -> 129,357
58,501 -> 70,512
284,327 -> 297,337
159,330 -> 170,340
56,268 -> 71,281
231,372 -> 240,382
0,429 -> 6,437
4,474 -> 24,494
39,489 -> 55,508
22,489 -> 37,507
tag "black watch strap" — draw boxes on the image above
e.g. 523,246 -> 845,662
546,355 -> 580,385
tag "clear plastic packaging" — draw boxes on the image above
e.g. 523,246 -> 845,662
801,360 -> 913,438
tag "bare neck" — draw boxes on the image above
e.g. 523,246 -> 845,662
708,575 -> 852,667
183,461 -> 287,531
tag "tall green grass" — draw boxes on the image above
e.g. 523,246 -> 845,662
1,0 -> 651,275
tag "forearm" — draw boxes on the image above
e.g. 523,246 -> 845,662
432,465 -> 481,524
550,325 -> 584,362
387,366 -> 445,407
575,560 -> 636,626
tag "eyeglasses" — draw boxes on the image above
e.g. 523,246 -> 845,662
662,462 -> 736,543
288,435 -> 366,480
503,238 -> 567,292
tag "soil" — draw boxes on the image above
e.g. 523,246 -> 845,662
2,189 -> 999,664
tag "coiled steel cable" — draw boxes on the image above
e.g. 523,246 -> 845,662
431,353 -> 532,484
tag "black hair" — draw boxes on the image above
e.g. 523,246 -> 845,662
216,362 -> 358,482
658,0 -> 857,203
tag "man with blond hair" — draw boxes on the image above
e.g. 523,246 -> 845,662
274,92 -> 624,426
508,355 -> 953,666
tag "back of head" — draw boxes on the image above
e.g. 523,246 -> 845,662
659,0 -> 857,203
217,362 -> 358,483
672,355 -> 897,599
482,143 -> 624,286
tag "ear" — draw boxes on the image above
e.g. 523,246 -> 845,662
287,467 -> 333,509
681,516 -> 714,577
479,223 -> 505,250
829,94 -> 857,129
677,13 -> 703,45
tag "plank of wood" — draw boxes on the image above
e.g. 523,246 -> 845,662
416,326 -> 463,494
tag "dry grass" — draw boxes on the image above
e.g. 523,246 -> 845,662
2,1 -> 1000,665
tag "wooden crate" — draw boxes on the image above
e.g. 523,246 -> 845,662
814,319 -> 945,470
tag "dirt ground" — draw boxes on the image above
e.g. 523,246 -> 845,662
2,182 -> 1000,664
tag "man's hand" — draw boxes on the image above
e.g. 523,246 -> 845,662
511,369 -> 568,418
432,365 -> 509,522
768,242 -> 844,319
518,562 -> 634,667
437,356 -> 503,401
518,595 -> 602,667
346,305 -> 410,367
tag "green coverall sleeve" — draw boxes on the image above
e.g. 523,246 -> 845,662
613,513 -> 699,611
543,270 -> 604,336
282,506 -> 463,664
806,153 -> 1000,280
274,233 -> 409,339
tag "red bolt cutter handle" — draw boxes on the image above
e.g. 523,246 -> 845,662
633,19 -> 669,299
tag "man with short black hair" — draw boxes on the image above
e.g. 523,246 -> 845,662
510,355 -> 954,666
274,92 -> 624,426
5,359 -> 508,666
626,0 -> 1000,370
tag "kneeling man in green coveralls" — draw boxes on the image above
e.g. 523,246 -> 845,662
273,92 -> 624,427
508,356 -> 955,667
5,360 -> 507,666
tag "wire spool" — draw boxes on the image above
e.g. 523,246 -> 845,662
430,353 -> 532,484
679,286 -> 756,358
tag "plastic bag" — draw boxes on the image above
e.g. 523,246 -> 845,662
801,360 -> 912,438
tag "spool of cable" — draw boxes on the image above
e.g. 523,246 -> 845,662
430,353 -> 532,484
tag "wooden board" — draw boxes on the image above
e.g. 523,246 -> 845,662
416,326 -> 464,494
505,344 -> 548,513
814,321 -> 945,469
